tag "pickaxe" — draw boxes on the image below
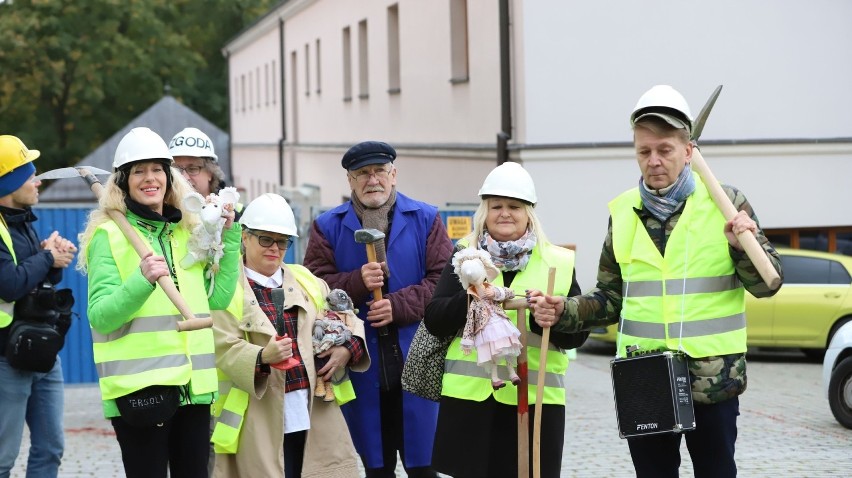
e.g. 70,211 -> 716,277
354,228 -> 389,336
37,166 -> 213,331
688,86 -> 781,289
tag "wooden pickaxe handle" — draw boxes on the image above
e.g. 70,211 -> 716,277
85,174 -> 212,331
689,150 -> 781,290
532,267 -> 556,478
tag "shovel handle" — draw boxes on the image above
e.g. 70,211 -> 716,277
690,149 -> 781,289
532,267 -> 556,478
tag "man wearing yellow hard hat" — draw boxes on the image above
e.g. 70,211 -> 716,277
0,135 -> 77,477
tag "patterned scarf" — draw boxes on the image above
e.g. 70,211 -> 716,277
351,186 -> 397,271
638,164 -> 696,222
478,229 -> 537,272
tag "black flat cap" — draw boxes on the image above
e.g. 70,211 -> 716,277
341,141 -> 396,170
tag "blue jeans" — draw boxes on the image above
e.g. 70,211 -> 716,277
627,397 -> 739,478
0,356 -> 65,478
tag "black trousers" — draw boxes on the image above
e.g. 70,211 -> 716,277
627,397 -> 739,478
111,404 -> 210,478
431,395 -> 565,478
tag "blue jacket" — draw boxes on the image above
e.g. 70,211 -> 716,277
310,192 -> 450,468
0,206 -> 62,352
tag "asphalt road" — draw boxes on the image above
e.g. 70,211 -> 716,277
13,340 -> 852,477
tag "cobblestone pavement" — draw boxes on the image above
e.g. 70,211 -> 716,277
13,342 -> 852,477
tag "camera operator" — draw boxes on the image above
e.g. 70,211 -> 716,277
0,135 -> 76,478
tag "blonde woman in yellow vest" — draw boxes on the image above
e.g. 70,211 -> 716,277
423,162 -> 588,478
211,193 -> 369,478
529,86 -> 783,478
77,128 -> 241,478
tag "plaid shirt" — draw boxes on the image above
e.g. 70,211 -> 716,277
247,278 -> 365,393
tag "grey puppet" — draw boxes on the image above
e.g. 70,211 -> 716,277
313,289 -> 357,401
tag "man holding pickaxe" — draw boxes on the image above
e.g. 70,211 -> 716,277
304,141 -> 452,478
529,85 -> 783,477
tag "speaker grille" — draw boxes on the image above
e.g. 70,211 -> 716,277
612,355 -> 676,436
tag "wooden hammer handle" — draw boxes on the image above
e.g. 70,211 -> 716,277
690,149 -> 781,290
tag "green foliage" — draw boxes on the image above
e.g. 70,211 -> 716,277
0,0 -> 276,173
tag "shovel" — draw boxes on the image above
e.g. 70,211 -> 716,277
39,166 -> 213,331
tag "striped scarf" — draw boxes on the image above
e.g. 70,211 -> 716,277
639,165 -> 695,222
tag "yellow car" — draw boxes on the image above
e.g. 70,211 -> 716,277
589,248 -> 852,359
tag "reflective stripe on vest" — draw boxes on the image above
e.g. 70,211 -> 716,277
441,242 -> 575,405
90,221 -> 217,400
0,220 -> 16,328
609,174 -> 747,358
212,264 -> 356,453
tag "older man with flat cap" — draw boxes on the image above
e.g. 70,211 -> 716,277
305,141 -> 452,477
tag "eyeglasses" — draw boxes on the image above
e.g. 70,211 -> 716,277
175,165 -> 205,176
348,166 -> 392,183
246,229 -> 292,249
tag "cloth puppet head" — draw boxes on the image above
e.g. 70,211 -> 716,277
326,289 -> 355,312
452,247 -> 500,290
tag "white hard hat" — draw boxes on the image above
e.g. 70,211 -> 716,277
239,193 -> 299,237
113,127 -> 173,170
630,85 -> 693,133
478,162 -> 537,205
168,127 -> 218,161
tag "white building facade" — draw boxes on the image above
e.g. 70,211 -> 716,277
224,0 -> 852,285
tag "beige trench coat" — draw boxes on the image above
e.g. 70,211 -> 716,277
211,265 -> 370,478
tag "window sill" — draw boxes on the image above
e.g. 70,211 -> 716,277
387,87 -> 401,95
449,76 -> 469,85
358,94 -> 369,100
343,96 -> 352,102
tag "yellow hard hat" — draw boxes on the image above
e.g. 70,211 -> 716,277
0,135 -> 40,178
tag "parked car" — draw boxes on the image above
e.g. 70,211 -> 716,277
823,320 -> 852,429
589,248 -> 852,360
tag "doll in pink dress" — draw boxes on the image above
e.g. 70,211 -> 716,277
453,248 -> 523,390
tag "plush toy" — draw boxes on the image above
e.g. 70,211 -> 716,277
313,289 -> 357,402
453,247 -> 522,390
180,187 -> 240,296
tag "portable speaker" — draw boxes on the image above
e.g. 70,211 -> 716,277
610,351 -> 695,439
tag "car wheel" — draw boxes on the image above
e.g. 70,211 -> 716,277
828,356 -> 852,429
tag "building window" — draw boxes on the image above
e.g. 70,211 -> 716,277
305,43 -> 310,96
247,71 -> 253,110
449,0 -> 469,83
387,4 -> 401,94
358,19 -> 369,99
764,227 -> 852,256
272,60 -> 277,105
256,66 -> 261,108
342,26 -> 352,101
233,78 -> 240,113
240,75 -> 246,112
264,63 -> 269,106
316,38 -> 322,94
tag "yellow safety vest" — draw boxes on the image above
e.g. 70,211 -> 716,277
0,218 -> 16,328
90,221 -> 217,401
442,242 -> 575,405
211,264 -> 357,454
609,174 -> 747,359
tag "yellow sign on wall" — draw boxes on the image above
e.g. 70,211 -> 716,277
446,216 -> 472,240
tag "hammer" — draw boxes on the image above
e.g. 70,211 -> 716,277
354,228 -> 389,336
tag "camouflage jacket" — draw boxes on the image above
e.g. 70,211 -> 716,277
559,184 -> 783,404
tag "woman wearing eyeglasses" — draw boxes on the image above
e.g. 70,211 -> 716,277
211,193 -> 370,478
